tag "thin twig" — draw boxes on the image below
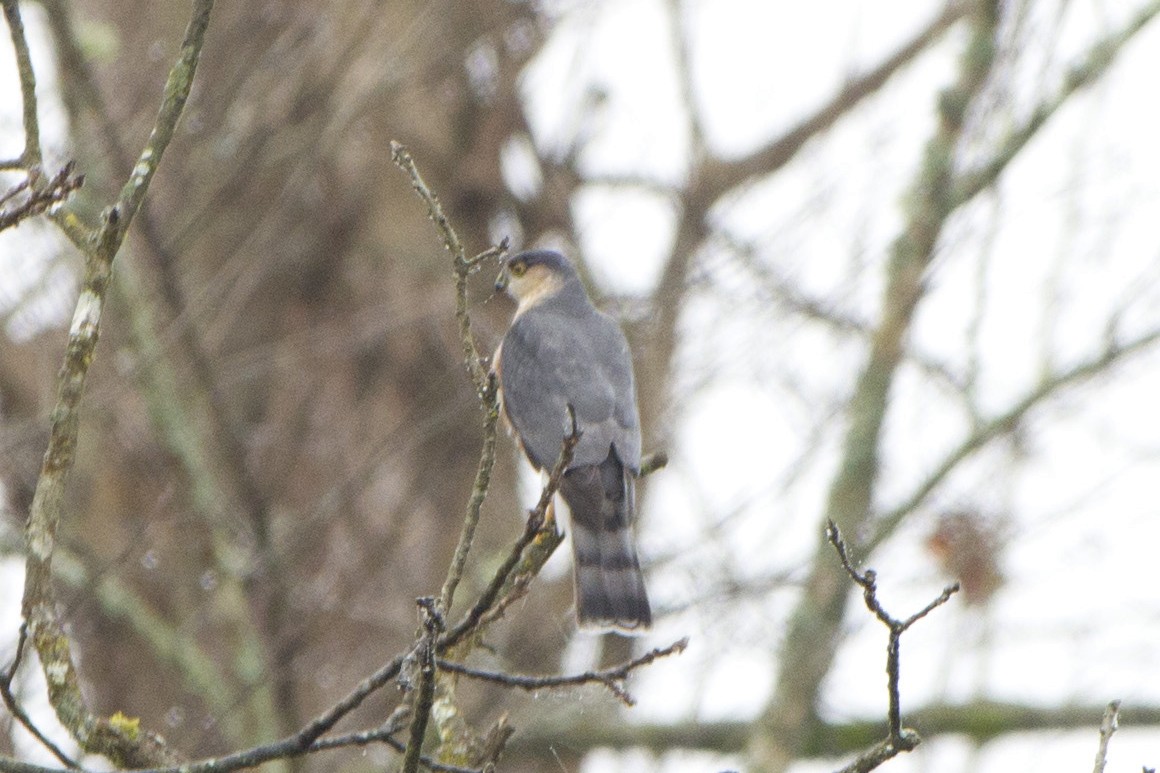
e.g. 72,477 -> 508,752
755,5 -> 1000,764
289,653 -> 406,751
832,734 -> 921,773
1,0 -> 42,167
637,450 -> 669,478
312,724 -> 481,773
953,0 -> 1160,208
0,163 -> 85,233
390,141 -> 506,394
867,324 -> 1160,554
438,637 -> 688,708
392,144 -> 510,621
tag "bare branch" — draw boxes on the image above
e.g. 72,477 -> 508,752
438,374 -> 501,617
305,710 -> 481,772
708,1 -> 969,193
831,734 -> 922,773
637,450 -> 669,478
506,700 -> 1160,760
754,4 -> 1001,766
867,325 -> 1160,553
438,637 -> 688,707
953,1 -> 1160,206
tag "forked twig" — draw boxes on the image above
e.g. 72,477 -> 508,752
827,520 -> 958,769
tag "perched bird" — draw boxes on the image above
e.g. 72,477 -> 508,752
493,249 -> 651,633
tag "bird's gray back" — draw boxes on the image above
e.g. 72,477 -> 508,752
500,301 -> 640,472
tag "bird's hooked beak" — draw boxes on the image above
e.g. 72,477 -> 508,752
494,262 -> 511,293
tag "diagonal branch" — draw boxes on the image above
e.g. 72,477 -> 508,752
439,408 -> 580,651
638,3 -> 969,447
707,0 -> 969,194
866,325 -> 1160,553
953,0 -> 1160,206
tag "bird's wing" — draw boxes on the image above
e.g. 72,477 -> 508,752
499,306 -> 639,471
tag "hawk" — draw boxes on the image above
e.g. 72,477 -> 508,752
494,249 -> 651,633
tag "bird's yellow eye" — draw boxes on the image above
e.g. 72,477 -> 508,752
509,261 -> 527,278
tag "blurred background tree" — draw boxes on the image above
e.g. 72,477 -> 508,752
4,1 -> 1160,771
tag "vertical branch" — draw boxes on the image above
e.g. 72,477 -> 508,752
390,141 -> 504,397
400,599 -> 443,773
112,257 -> 290,751
18,0 -> 215,766
390,142 -> 510,620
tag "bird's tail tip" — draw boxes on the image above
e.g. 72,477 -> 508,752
574,570 -> 652,636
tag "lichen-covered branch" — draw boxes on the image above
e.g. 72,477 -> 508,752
17,0 -> 215,766
110,258 -> 288,751
503,700 -> 1160,761
400,599 -> 443,773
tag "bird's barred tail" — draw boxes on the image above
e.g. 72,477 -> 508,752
560,451 -> 651,634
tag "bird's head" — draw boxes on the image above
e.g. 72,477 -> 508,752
495,250 -> 583,311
